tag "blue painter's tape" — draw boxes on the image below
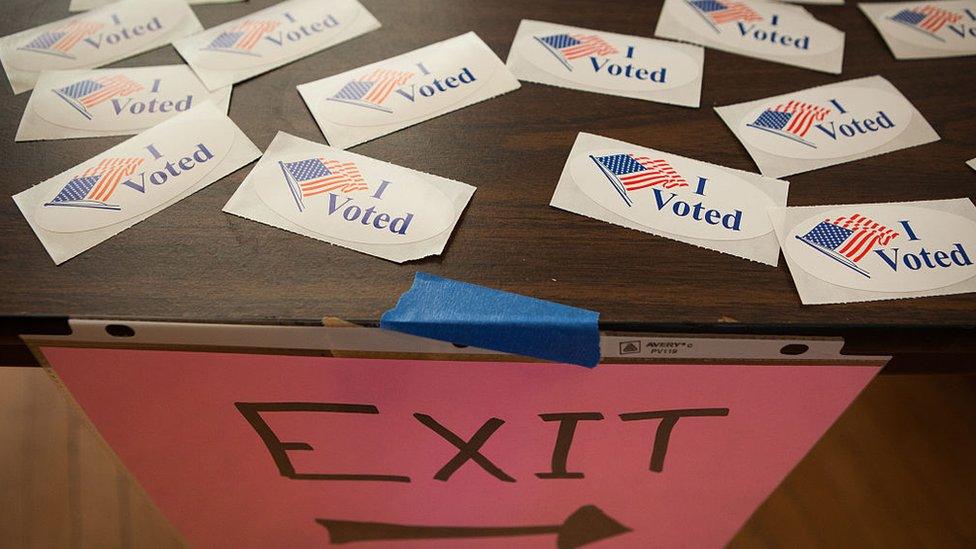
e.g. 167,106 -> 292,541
380,273 -> 601,368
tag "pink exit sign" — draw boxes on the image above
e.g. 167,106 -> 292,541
43,347 -> 879,548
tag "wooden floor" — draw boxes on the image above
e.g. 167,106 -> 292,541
1,367 -> 974,548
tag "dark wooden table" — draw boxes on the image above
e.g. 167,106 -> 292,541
1,0 -> 974,368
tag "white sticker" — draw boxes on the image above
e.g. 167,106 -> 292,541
860,1 -> 976,59
969,157 -> 976,171
12,102 -> 261,264
714,75 -> 940,177
551,132 -> 789,265
298,32 -> 521,149
16,65 -> 231,141
654,0 -> 845,73
0,0 -> 202,94
174,0 -> 381,91
771,199 -> 976,304
223,132 -> 475,263
71,0 -> 242,11
505,19 -> 704,107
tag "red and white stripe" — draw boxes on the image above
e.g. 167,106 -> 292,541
359,69 -> 414,104
233,20 -> 279,51
300,160 -> 369,197
830,214 -> 899,262
86,157 -> 144,202
560,35 -> 618,60
80,75 -> 144,108
774,100 -> 832,138
52,20 -> 104,52
621,156 -> 690,191
914,4 -> 962,33
709,2 -> 762,25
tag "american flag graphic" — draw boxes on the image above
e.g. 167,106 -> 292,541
686,0 -> 762,31
535,33 -> 618,70
19,20 -> 103,59
53,75 -> 144,120
591,154 -> 689,207
747,100 -> 832,148
889,4 -> 962,40
327,69 -> 415,113
44,157 -> 145,211
204,20 -> 279,54
279,158 -> 369,212
796,214 -> 899,277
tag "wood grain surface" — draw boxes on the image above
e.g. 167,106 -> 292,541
0,1 -> 974,353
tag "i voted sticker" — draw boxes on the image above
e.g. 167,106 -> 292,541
714,75 -> 940,178
784,205 -> 976,293
18,65 -> 230,140
570,149 -> 776,241
0,0 -> 201,93
314,40 -> 499,128
655,0 -> 844,73
223,132 -> 475,263
506,20 -> 703,107
551,132 -> 789,265
738,86 -> 912,160
34,119 -> 233,233
254,154 -> 456,245
13,102 -> 261,264
298,32 -> 521,149
681,0 -> 837,56
175,0 -> 380,90
189,1 -> 362,70
878,1 -> 976,52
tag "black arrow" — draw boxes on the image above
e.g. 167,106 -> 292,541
316,504 -> 630,548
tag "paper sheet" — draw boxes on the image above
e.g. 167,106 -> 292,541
0,0 -> 202,94
43,346 -> 882,549
71,0 -> 242,10
859,1 -> 976,60
506,19 -> 704,107
13,101 -> 260,265
173,0 -> 380,91
16,65 -> 231,141
551,132 -> 789,265
714,75 -> 940,178
223,132 -> 475,263
654,0 -> 845,73
298,32 -> 521,149
770,198 -> 976,304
